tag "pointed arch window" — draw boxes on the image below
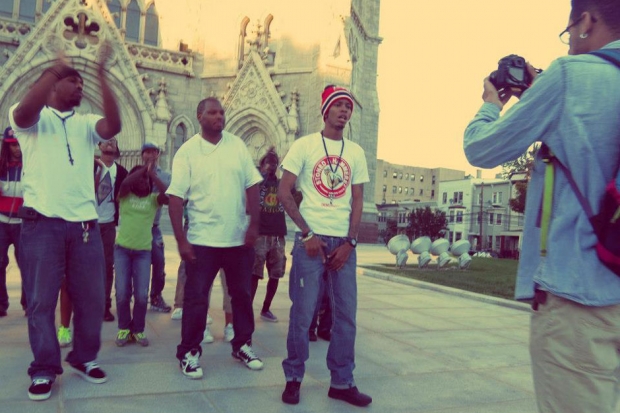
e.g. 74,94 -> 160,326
41,0 -> 51,14
107,0 -> 121,28
125,0 -> 141,43
19,0 -> 36,22
174,123 -> 186,153
144,2 -> 159,46
0,0 -> 12,18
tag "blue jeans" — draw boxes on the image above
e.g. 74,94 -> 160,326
0,222 -> 24,311
149,225 -> 165,299
20,215 -> 105,380
99,222 -> 116,311
114,245 -> 151,333
282,234 -> 358,388
176,245 -> 254,359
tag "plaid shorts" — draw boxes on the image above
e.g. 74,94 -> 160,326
252,235 -> 286,279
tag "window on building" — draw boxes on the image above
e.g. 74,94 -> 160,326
420,175 -> 424,182
405,173 -> 409,180
419,189 -> 423,196
455,232 -> 462,241
125,0 -> 141,42
432,175 -> 436,185
492,191 -> 503,204
431,190 -> 435,199
453,191 -> 463,204
392,186 -> 396,194
449,210 -> 455,223
144,3 -> 159,46
382,184 -> 387,192
392,172 -> 397,179
383,170 -> 387,177
404,187 -> 408,194
496,213 -> 502,226
411,174 -> 415,181
19,0 -> 36,22
398,187 -> 402,193
174,123 -> 186,153
456,211 -> 463,223
0,0 -> 12,18
477,212 -> 481,223
489,212 -> 494,225
108,0 -> 122,27
411,188 -> 414,195
488,236 -> 493,249
399,172 -> 403,179
442,192 -> 447,204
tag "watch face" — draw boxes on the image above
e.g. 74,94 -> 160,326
349,238 -> 357,247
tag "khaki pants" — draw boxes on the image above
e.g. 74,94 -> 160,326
530,292 -> 620,413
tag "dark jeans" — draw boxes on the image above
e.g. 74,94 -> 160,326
21,215 -> 105,380
149,225 -> 165,299
0,222 -> 25,311
99,222 -> 116,311
176,245 -> 254,359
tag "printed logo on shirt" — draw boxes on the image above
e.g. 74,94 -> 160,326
260,183 -> 284,213
312,155 -> 351,201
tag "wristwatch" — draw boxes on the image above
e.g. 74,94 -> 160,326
345,237 -> 357,248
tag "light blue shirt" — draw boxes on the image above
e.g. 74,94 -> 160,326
464,40 -> 620,306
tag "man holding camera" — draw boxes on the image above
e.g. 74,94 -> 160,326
464,1 -> 620,412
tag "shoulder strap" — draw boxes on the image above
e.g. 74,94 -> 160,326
589,48 -> 620,68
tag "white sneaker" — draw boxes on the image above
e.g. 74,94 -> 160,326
180,349 -> 203,379
207,314 -> 213,325
224,323 -> 234,342
232,343 -> 264,370
171,308 -> 183,320
202,326 -> 214,344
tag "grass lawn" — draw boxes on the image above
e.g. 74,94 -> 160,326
362,258 -> 519,300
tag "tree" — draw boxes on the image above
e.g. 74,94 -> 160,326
406,206 -> 448,240
380,218 -> 398,244
501,144 -> 539,214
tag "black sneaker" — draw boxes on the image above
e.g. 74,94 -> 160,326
150,296 -> 171,313
328,386 -> 372,407
180,349 -> 203,379
232,344 -> 263,370
70,361 -> 108,384
103,309 -> 115,322
282,380 -> 301,404
28,378 -> 52,401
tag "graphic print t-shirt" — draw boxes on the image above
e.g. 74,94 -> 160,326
280,133 -> 369,237
259,174 -> 287,236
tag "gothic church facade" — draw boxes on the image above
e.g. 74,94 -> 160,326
0,0 -> 381,241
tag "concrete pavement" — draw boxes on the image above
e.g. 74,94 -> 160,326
0,225 -> 538,413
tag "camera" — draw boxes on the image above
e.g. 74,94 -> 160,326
489,54 -> 538,93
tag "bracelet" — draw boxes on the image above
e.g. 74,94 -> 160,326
301,231 -> 315,243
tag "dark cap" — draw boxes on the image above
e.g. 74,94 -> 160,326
141,142 -> 160,153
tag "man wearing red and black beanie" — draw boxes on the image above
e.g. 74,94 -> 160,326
278,85 -> 372,407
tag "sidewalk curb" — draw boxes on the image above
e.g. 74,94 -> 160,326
357,266 -> 531,313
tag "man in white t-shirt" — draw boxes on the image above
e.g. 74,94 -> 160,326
278,85 -> 372,407
167,97 -> 264,379
9,46 -> 121,401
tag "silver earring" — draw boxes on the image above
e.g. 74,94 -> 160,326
580,33 -> 588,39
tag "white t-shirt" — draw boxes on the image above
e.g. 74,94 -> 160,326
9,104 -> 103,221
95,162 -> 117,224
281,132 -> 369,237
166,132 -> 263,247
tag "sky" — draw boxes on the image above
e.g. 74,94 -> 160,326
376,0 -> 572,178
157,0 -> 573,179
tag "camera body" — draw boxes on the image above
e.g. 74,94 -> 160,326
489,54 -> 534,93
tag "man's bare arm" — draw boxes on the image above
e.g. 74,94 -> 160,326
95,42 -> 121,139
277,170 -> 310,234
12,65 -> 65,128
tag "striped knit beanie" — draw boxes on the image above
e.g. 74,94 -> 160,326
321,85 -> 354,118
